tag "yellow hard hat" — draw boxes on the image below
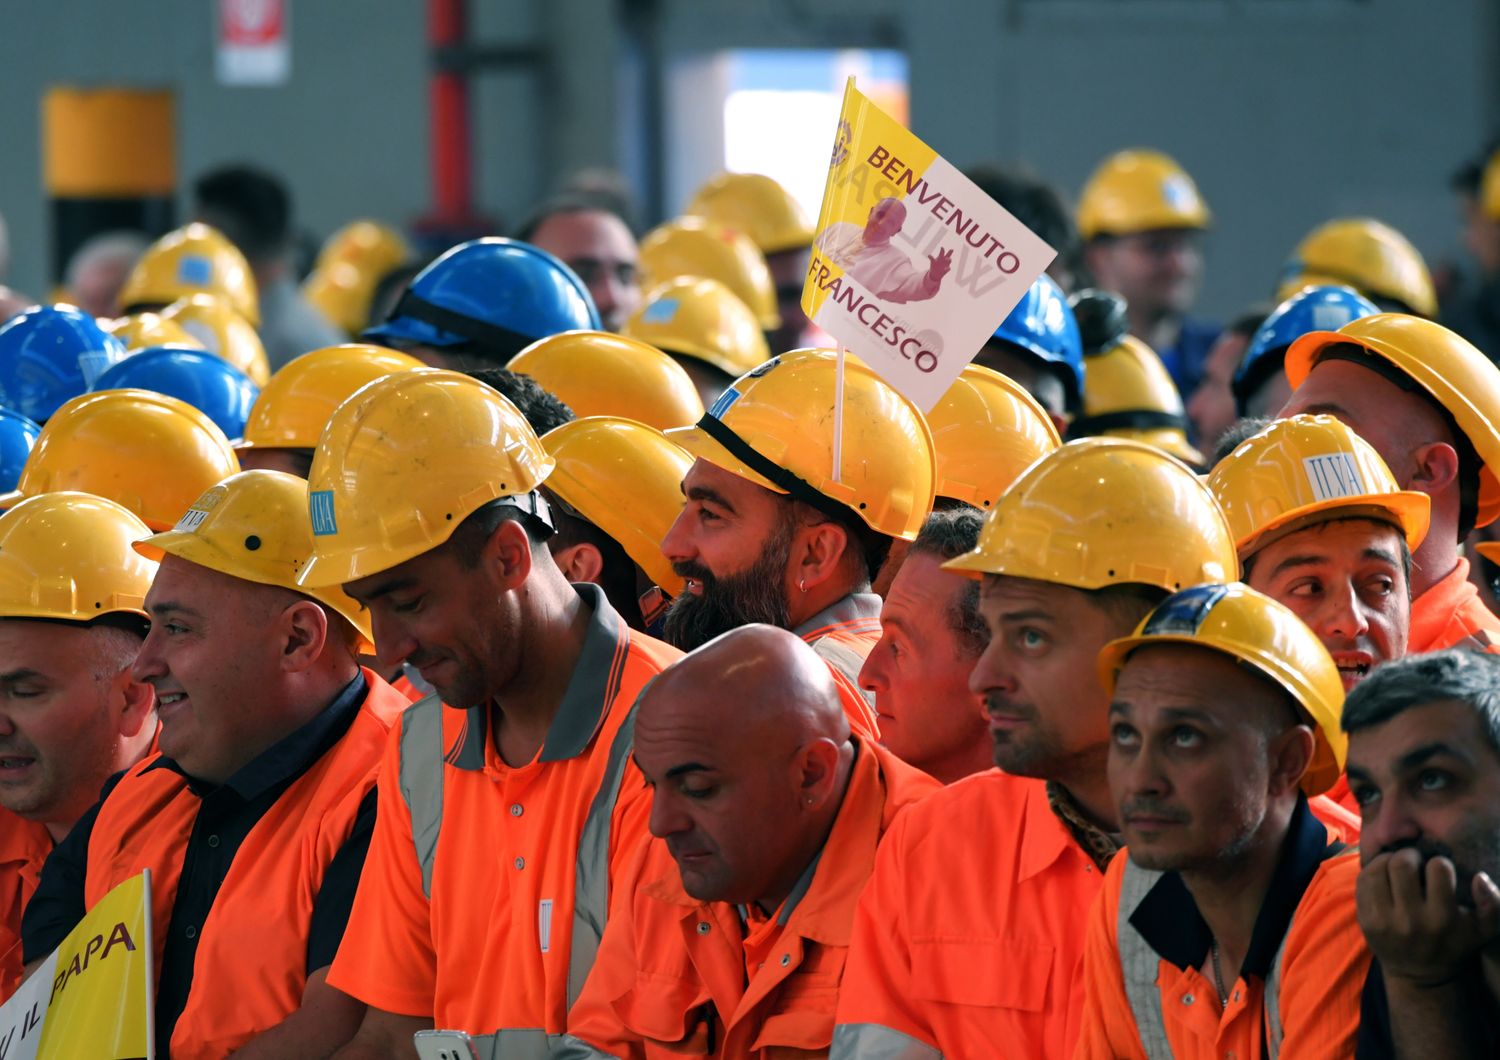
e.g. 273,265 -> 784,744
0,389 -> 240,531
0,492 -> 156,622
159,293 -> 271,387
137,469 -> 373,650
508,330 -> 704,432
944,437 -> 1238,590
303,222 -> 410,336
1477,541 -> 1500,566
240,343 -> 424,452
666,349 -> 935,541
1077,149 -> 1211,240
927,364 -> 1061,508
103,311 -> 204,353
622,277 -> 770,379
303,266 -> 369,337
312,220 -> 410,276
1481,150 -> 1500,222
541,416 -> 693,595
117,223 -> 260,326
299,369 -> 555,588
638,218 -> 779,330
1097,582 -> 1347,795
1286,313 -> 1500,527
1073,333 -> 1203,466
1208,414 -> 1430,558
1276,218 -> 1437,318
683,172 -> 815,255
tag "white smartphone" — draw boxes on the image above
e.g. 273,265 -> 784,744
412,1029 -> 482,1060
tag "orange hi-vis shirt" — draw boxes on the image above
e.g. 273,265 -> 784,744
391,669 -> 428,704
795,592 -> 882,740
832,769 -> 1108,1059
1321,775 -> 1362,819
1409,557 -> 1500,654
0,809 -> 51,999
1310,791 -> 1360,844
326,585 -> 681,1060
76,669 -> 405,1059
1075,797 -> 1370,1060
557,741 -> 939,1059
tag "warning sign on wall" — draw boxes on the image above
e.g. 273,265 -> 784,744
217,0 -> 290,87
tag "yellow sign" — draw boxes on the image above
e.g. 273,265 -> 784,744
0,871 -> 153,1059
802,78 -> 1056,410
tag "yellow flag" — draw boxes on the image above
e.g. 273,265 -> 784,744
802,78 -> 1055,411
0,870 -> 154,1058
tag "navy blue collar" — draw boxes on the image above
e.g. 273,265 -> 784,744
1128,794 -> 1332,977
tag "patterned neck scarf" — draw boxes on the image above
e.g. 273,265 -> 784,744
1046,781 -> 1122,873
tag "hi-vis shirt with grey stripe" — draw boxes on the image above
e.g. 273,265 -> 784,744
1115,841 -> 1347,1060
395,702 -> 640,1060
1117,864 -> 1176,1059
393,583 -> 648,1060
795,592 -> 883,706
830,1023 -> 942,1058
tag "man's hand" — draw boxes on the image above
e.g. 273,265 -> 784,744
1357,848 -> 1500,987
926,248 -> 954,283
1480,872 -> 1500,1004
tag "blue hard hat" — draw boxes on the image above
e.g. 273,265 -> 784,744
0,304 -> 130,422
989,274 -> 1085,411
363,238 -> 600,357
1233,285 -> 1378,412
0,406 -> 41,494
93,344 -> 260,442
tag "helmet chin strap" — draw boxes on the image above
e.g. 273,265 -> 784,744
694,413 -> 854,529
490,491 -> 556,538
387,289 -> 537,357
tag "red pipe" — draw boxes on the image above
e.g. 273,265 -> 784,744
428,0 -> 470,223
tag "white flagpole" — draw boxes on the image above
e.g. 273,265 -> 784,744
833,345 -> 846,483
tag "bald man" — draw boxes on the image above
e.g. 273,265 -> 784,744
556,625 -> 938,1059
814,197 -> 953,304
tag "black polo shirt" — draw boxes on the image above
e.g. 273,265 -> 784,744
22,673 -> 376,1056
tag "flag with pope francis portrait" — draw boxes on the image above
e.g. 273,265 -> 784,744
803,78 -> 1057,411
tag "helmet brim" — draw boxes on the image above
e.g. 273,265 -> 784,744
1287,327 -> 1500,528
1236,494 -> 1431,559
360,318 -> 466,349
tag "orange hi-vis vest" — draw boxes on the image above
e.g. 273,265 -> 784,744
0,810 -> 51,999
1309,792 -> 1360,845
326,585 -> 682,1060
1409,558 -> 1500,654
82,669 -> 405,1060
1076,798 -> 1370,1060
392,671 -> 427,703
1320,775 -> 1361,819
795,592 -> 882,740
556,741 -> 939,1058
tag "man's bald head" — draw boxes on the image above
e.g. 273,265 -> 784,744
640,624 -> 849,752
634,624 -> 856,908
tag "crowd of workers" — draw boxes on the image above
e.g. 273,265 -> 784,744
0,144 -> 1496,1059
